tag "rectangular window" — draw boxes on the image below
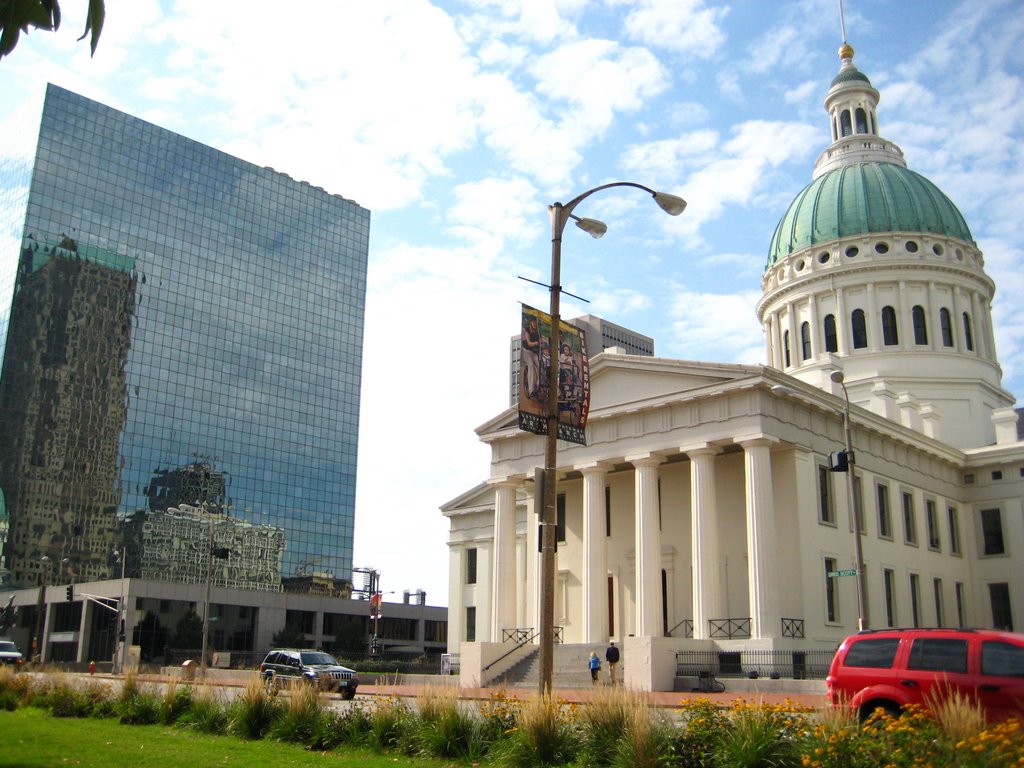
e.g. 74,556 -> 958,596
990,583 -> 1013,631
933,578 -> 945,626
844,638 -> 900,668
824,557 -> 838,623
903,492 -> 918,545
981,508 -> 1005,555
926,500 -> 940,550
948,506 -> 961,556
466,548 -> 477,584
605,486 -> 611,537
883,568 -> 897,628
910,573 -> 921,627
955,582 -> 967,627
819,466 -> 835,525
908,638 -> 967,673
556,493 -> 566,543
877,484 -> 892,539
466,606 -> 476,642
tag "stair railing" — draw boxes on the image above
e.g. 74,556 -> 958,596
484,628 -> 541,672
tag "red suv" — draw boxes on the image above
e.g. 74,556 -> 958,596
826,628 -> 1024,721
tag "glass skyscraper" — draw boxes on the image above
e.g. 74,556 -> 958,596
0,84 -> 369,595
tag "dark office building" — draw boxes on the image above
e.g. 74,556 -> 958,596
0,84 -> 369,593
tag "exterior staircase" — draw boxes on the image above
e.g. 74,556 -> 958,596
488,643 -> 611,689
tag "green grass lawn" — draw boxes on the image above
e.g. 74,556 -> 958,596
0,708 -> 464,768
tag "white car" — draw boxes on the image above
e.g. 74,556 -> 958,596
0,640 -> 24,667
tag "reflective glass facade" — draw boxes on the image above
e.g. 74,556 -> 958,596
0,85 -> 369,594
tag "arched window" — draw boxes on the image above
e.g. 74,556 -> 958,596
855,107 -> 868,134
824,314 -> 838,353
840,109 -> 852,137
783,330 -> 791,367
912,305 -> 928,345
851,309 -> 868,349
881,306 -> 899,346
801,321 -> 812,360
963,312 -> 974,351
940,308 -> 954,347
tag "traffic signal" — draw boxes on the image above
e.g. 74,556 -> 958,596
829,450 -> 850,472
65,584 -> 74,602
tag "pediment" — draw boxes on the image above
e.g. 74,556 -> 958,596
588,354 -> 761,412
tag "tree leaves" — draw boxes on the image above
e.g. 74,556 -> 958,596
0,0 -> 105,60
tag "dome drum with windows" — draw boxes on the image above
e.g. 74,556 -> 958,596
756,44 -> 1014,450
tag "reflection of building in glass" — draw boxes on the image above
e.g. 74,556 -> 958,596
146,461 -> 227,513
0,234 -> 135,585
0,84 -> 369,592
124,504 -> 284,591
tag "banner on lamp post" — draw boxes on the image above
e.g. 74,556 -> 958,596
518,305 -> 590,446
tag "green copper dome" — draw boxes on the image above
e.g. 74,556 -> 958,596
767,162 -> 974,267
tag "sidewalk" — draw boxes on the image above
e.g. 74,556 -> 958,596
358,683 -> 828,710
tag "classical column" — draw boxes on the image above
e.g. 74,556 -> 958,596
578,463 -> 610,643
897,280 -> 911,350
807,295 -> 820,360
490,480 -> 519,642
953,287 -> 966,352
740,438 -> 778,639
866,282 -> 880,352
785,305 -> 798,368
835,287 -> 849,355
688,445 -> 722,640
630,454 -> 663,637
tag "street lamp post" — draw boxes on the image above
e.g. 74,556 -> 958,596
538,182 -> 686,696
112,547 -> 126,672
31,555 -> 51,664
201,514 -> 214,677
830,370 -> 869,630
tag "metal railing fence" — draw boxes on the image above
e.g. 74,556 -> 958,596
676,649 -> 835,679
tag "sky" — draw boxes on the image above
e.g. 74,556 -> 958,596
1,0 -> 1022,608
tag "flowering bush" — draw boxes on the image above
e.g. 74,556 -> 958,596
2,672 -> 1023,766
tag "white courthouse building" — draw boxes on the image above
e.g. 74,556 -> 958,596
442,44 -> 1024,691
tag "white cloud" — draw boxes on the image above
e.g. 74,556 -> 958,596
617,0 -> 728,56
667,287 -> 765,363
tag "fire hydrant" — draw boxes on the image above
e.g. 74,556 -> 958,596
89,660 -> 96,675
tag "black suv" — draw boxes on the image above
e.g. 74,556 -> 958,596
259,649 -> 359,698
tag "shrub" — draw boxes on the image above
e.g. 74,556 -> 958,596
366,695 -> 416,754
267,683 -> 324,745
160,680 -> 193,725
609,701 -> 676,768
478,689 -> 522,746
0,688 -> 18,711
713,700 -> 802,768
415,686 -> 484,761
333,700 -> 372,746
490,694 -> 579,767
178,685 -> 227,734
46,683 -> 94,718
926,684 -> 985,743
229,675 -> 281,739
577,685 -> 646,766
673,698 -> 727,767
306,709 -> 347,751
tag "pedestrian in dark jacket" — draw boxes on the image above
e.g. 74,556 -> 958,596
605,641 -> 620,684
